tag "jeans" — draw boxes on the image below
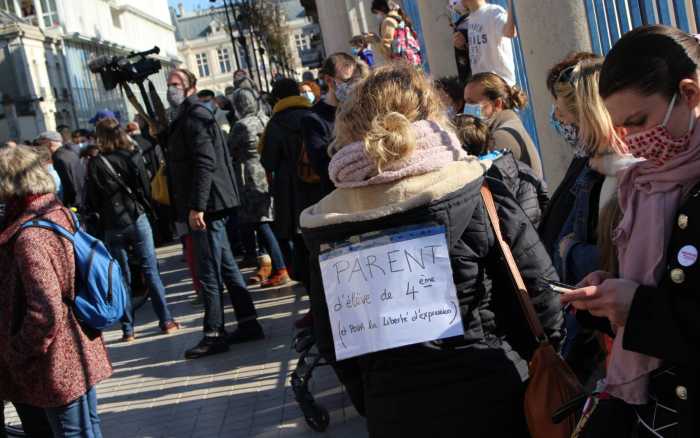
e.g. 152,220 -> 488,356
239,223 -> 286,271
258,223 -> 286,271
104,214 -> 174,336
191,216 -> 258,335
279,234 -> 310,287
45,387 -> 102,438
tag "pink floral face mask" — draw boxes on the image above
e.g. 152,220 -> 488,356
624,93 -> 697,166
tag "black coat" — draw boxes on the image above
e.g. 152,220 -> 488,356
301,174 -> 564,436
52,146 -> 86,209
86,148 -> 150,231
166,96 -> 240,222
132,133 -> 163,181
623,183 -> 700,438
539,156 -> 589,255
261,103 -> 317,238
487,150 -> 549,229
301,100 -> 336,198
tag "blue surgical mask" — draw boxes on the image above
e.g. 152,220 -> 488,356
351,47 -> 360,56
463,103 -> 483,119
303,91 -> 316,104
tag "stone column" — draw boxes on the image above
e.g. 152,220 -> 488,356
415,1 -> 457,78
513,0 -> 592,186
316,0 -> 354,55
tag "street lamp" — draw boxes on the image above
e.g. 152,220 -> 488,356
209,0 -> 241,74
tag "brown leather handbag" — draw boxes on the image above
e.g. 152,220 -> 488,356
481,184 -> 583,438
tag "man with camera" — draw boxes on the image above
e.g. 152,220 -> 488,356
164,68 -> 264,359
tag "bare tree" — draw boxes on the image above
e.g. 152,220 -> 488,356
240,0 -> 294,76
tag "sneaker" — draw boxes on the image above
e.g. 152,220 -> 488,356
226,323 -> 265,345
261,269 -> 291,288
184,336 -> 229,359
122,333 -> 136,343
161,320 -> 181,334
294,311 -> 314,330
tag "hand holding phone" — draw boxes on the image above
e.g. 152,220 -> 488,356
545,280 -> 576,294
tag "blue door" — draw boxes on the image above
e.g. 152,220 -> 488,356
585,0 -> 696,55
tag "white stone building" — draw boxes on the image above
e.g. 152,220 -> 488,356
0,0 -> 180,142
172,0 -> 322,95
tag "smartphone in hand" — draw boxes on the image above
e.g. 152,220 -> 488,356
545,280 -> 577,294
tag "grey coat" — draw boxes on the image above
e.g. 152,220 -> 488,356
229,88 -> 272,224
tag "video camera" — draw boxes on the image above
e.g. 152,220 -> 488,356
88,47 -> 162,91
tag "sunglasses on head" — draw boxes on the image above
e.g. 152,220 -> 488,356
556,65 -> 577,84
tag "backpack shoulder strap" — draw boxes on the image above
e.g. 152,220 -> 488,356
498,125 -> 527,152
20,219 -> 75,242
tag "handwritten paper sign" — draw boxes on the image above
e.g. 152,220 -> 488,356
319,225 -> 464,360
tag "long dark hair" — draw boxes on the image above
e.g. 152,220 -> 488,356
600,25 -> 700,99
96,117 -> 134,154
371,0 -> 415,33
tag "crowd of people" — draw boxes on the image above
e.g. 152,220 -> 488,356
0,0 -> 698,436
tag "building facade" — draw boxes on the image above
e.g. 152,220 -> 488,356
0,0 -> 180,142
172,0 -> 323,95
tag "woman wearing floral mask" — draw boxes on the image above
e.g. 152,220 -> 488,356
541,54 -> 638,284
541,54 -> 640,391
562,25 -> 700,437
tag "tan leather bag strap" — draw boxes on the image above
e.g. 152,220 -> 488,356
480,183 -> 547,342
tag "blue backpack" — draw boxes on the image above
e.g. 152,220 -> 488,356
20,212 -> 127,331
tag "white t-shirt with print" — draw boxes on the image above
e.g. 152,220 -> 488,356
465,3 -> 516,86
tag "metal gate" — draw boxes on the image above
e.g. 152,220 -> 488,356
585,0 -> 700,54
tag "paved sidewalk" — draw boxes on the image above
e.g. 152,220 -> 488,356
5,243 -> 367,438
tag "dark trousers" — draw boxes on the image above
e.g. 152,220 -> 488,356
191,216 -> 258,335
1,401 -> 54,438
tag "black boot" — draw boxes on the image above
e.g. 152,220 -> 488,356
226,321 -> 265,345
184,335 -> 229,359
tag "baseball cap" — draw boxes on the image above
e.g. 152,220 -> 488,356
37,131 -> 62,143
89,109 -> 119,125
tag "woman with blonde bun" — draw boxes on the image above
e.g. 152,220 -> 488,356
300,64 -> 563,437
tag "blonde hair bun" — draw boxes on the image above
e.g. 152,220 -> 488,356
364,112 -> 416,170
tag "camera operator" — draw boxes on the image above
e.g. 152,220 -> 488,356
164,68 -> 264,360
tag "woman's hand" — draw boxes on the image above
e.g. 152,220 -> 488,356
576,270 -> 615,287
560,278 -> 640,327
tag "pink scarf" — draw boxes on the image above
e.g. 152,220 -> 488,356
329,120 -> 468,188
607,125 -> 700,404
